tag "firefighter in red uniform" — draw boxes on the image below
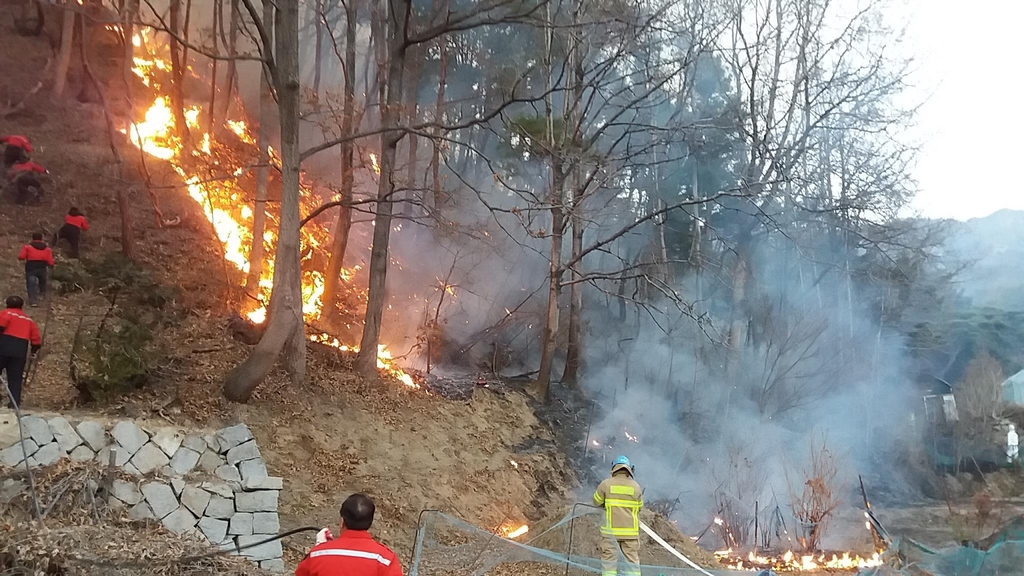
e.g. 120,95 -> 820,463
57,207 -> 89,258
295,493 -> 403,576
7,160 -> 46,204
18,233 -> 54,307
0,296 -> 42,409
0,135 -> 33,167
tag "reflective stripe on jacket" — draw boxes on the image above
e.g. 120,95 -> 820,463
593,471 -> 643,539
295,530 -> 403,576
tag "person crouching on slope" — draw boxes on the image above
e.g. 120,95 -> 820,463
0,296 -> 42,409
18,233 -> 54,307
1,135 -> 33,168
295,493 -> 403,576
57,207 -> 89,258
7,160 -> 46,204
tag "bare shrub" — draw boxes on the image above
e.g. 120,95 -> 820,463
788,434 -> 842,552
957,351 -> 1004,424
708,442 -> 768,549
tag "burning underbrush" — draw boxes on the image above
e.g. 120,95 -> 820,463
123,29 -> 419,389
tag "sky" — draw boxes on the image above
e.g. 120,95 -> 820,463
901,0 -> 1024,220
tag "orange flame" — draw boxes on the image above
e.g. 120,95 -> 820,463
714,548 -> 884,572
496,522 -> 529,539
125,35 -> 418,389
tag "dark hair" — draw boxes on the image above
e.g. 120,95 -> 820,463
69,207 -> 82,216
5,296 -> 24,309
31,232 -> 43,241
340,493 -> 375,531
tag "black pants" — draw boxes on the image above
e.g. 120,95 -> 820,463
13,174 -> 42,204
0,354 -> 27,408
26,267 -> 47,305
58,224 -> 81,258
3,145 -> 27,168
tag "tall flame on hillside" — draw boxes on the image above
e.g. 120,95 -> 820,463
125,29 -> 417,388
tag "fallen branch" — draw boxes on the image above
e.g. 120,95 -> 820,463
2,81 -> 43,117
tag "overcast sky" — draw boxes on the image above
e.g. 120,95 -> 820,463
902,0 -> 1024,221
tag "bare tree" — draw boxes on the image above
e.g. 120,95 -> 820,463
224,0 -> 304,401
321,0 -> 359,325
356,0 -> 413,376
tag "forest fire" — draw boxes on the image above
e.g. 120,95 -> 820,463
714,548 -> 883,572
125,32 -> 418,389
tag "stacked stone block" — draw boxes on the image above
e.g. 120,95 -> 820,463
0,415 -> 284,573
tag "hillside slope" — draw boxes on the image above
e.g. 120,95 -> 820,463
0,3 -> 583,571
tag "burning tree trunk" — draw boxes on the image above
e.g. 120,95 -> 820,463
224,0 -> 304,401
52,4 -> 75,100
245,0 -> 275,297
321,0 -> 358,324
355,0 -> 411,377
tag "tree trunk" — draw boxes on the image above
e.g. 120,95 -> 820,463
430,22 -> 448,210
224,0 -> 304,401
312,0 -> 323,100
355,0 -> 411,376
222,0 -> 239,120
561,199 -> 583,386
245,0 -> 275,296
207,0 -> 220,135
79,11 -> 135,261
121,0 -> 138,90
52,6 -> 75,100
533,163 -> 565,400
321,0 -> 358,323
168,0 -> 190,142
400,46 -> 422,217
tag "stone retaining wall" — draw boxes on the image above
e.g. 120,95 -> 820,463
0,414 -> 284,573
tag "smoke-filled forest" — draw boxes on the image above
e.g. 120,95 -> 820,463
6,0 -> 1024,572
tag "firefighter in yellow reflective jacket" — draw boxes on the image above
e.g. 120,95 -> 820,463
593,455 -> 643,576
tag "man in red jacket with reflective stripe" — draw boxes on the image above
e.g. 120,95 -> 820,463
0,296 -> 41,409
295,493 -> 403,576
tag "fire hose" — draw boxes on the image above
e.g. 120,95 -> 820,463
639,521 -> 716,576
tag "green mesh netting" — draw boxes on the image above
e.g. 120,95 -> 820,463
409,508 -> 745,576
410,508 -> 1024,575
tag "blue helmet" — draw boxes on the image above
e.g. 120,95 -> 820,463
612,456 -> 635,476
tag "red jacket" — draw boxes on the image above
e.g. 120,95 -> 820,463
65,214 -> 89,230
0,135 -> 33,152
8,160 -> 45,181
18,242 -> 54,267
295,530 -> 403,576
0,308 -> 42,357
